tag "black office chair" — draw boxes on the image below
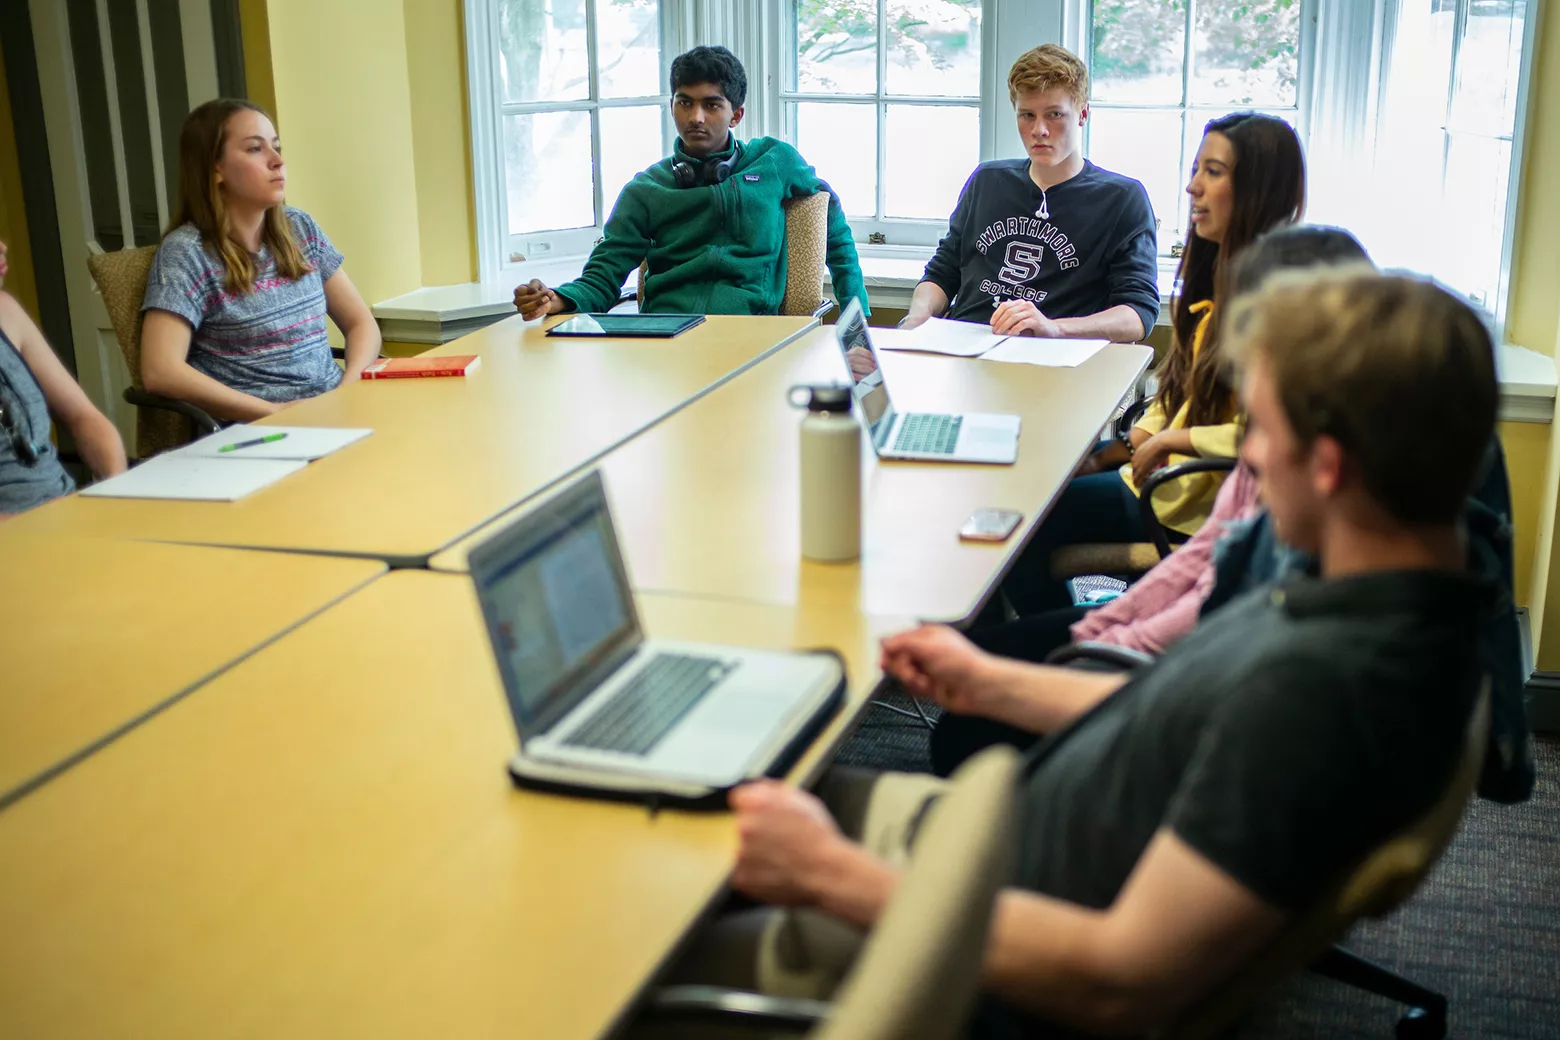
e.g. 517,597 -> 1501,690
87,247 -> 221,459
1048,390 -> 1239,590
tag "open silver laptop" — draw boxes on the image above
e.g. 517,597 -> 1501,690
834,297 -> 1020,464
469,470 -> 844,800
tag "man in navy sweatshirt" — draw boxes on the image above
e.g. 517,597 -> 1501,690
907,44 -> 1160,342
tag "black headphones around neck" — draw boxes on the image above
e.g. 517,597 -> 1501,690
671,138 -> 742,189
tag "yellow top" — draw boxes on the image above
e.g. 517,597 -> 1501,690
1121,301 -> 1242,535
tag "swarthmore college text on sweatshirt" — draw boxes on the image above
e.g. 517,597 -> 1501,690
922,159 -> 1160,336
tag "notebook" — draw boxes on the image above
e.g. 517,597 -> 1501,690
873,317 -> 1109,368
360,355 -> 480,379
869,318 -> 1010,357
80,455 -> 306,501
979,338 -> 1108,369
175,425 -> 373,461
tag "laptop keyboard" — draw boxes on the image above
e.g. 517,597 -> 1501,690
562,653 -> 731,756
894,413 -> 962,454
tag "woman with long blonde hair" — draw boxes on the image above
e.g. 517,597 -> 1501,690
140,99 -> 379,422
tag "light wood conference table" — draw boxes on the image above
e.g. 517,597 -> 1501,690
432,328 -> 1153,623
0,535 -> 384,809
3,314 -> 816,566
0,570 -> 911,1039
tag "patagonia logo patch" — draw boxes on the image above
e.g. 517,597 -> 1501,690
743,173 -> 760,182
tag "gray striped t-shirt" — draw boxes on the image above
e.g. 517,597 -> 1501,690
141,207 -> 344,403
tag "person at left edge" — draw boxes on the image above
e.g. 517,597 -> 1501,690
513,45 -> 869,320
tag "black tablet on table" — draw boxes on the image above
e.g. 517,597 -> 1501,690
545,313 -> 707,338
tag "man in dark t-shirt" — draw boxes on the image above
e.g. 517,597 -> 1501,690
905,44 -> 1159,343
681,269 -> 1498,1038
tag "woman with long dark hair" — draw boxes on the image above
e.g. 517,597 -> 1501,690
999,112 -> 1306,616
140,99 -> 380,423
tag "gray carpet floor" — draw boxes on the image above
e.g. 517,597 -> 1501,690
835,695 -> 1560,1038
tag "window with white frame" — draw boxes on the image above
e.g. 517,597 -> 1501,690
784,0 -> 986,247
1085,0 -> 1305,256
490,0 -> 668,262
465,0 -> 1535,330
1359,0 -> 1531,318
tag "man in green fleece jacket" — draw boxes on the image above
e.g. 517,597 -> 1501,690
513,46 -> 869,319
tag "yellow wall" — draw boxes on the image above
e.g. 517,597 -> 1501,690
1500,420 -> 1548,610
1501,1 -> 1560,664
1507,1 -> 1560,359
404,0 -> 478,285
238,0 -> 276,118
0,42 -> 40,320
257,0 -> 427,331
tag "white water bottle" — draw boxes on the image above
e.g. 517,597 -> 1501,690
792,384 -> 861,562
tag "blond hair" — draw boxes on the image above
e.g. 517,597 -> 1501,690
1226,268 -> 1496,525
168,98 -> 311,295
1007,44 -> 1089,107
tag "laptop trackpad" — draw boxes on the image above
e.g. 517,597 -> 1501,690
649,684 -> 794,776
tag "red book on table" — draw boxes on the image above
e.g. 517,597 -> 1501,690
360,355 -> 481,379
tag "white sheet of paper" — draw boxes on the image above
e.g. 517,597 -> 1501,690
176,425 -> 374,461
869,318 -> 1010,357
80,455 -> 307,501
978,338 -> 1109,369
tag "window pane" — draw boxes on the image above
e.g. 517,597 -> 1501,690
599,106 -> 664,217
1438,132 -> 1511,309
500,0 -> 589,104
794,102 -> 877,218
1381,1 -> 1457,134
1189,0 -> 1300,107
885,105 -> 977,218
795,0 -> 878,94
505,110 -> 594,234
885,0 -> 981,98
596,0 -> 661,100
1182,107 -> 1297,170
1090,0 -> 1186,105
1449,0 -> 1526,135
1089,108 -> 1182,246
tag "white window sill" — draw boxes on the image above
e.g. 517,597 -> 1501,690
374,250 -> 1178,339
372,259 -> 1556,424
1497,344 -> 1557,424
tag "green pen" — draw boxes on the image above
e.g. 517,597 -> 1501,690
218,432 -> 289,453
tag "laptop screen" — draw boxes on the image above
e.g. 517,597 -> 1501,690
833,298 -> 896,451
469,472 -> 640,736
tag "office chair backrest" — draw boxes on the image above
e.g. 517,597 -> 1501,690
816,746 -> 1019,1040
1160,681 -> 1491,1040
86,245 -> 192,458
779,192 -> 830,318
634,192 -> 831,317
